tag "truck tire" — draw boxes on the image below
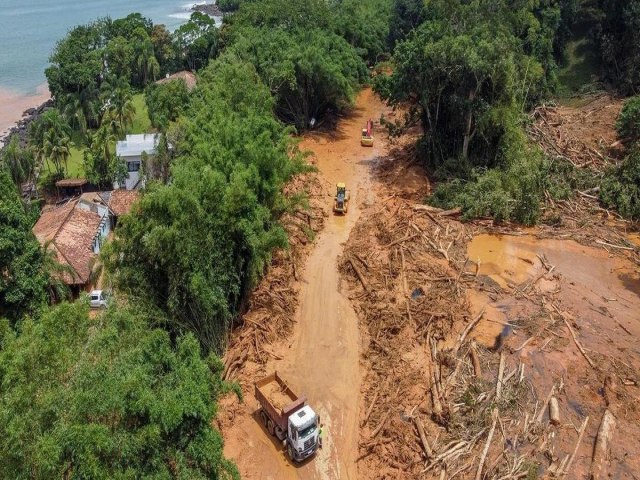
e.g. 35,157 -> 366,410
267,419 -> 275,436
287,443 -> 295,461
260,411 -> 268,428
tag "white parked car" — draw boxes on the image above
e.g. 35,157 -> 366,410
89,290 -> 110,309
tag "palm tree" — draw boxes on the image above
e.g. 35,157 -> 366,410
43,128 -> 71,176
61,92 -> 88,136
40,240 -> 72,304
91,124 -> 117,164
111,88 -> 136,133
30,110 -> 72,176
134,33 -> 160,85
100,76 -> 136,136
0,134 -> 34,186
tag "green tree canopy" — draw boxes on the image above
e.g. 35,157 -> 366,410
0,301 -> 238,479
228,27 -> 366,130
105,58 -> 305,352
0,171 -> 47,323
145,79 -> 191,129
0,135 -> 34,187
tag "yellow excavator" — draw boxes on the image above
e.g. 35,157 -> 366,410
361,119 -> 373,147
333,183 -> 350,214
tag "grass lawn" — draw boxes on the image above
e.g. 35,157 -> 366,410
44,145 -> 85,178
43,93 -> 152,179
131,93 -> 152,134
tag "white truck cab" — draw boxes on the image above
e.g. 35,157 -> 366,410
287,405 -> 320,461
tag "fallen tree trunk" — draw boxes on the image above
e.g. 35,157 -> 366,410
414,416 -> 434,460
589,409 -> 616,480
549,397 -> 560,426
348,258 -> 369,292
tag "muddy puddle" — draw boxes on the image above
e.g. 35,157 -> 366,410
467,233 -> 640,478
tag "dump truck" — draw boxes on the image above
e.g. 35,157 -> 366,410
361,119 -> 374,146
333,182 -> 350,214
255,372 -> 321,462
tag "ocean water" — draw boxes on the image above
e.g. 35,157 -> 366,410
0,0 -> 202,94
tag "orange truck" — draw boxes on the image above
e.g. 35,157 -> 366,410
255,372 -> 321,462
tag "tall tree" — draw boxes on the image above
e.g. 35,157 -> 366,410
0,170 -> 48,323
0,301 -> 239,479
0,135 -> 34,187
105,58 -> 305,352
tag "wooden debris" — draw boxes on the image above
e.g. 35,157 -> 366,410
560,416 -> 589,478
348,257 -> 369,292
496,352 -> 506,400
475,408 -> 498,480
453,308 -> 485,355
589,409 -> 616,480
414,416 -> 434,459
560,314 -> 596,369
549,396 -> 560,426
595,239 -> 634,251
536,385 -> 556,424
469,341 -> 482,377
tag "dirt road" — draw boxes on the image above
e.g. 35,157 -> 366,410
222,89 -> 391,479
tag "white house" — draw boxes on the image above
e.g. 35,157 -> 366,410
115,134 -> 159,190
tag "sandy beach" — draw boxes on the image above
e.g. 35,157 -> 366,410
0,84 -> 50,143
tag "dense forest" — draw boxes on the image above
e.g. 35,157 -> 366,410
1,0 -> 640,477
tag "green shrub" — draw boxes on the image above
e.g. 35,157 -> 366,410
601,149 -> 640,219
616,96 -> 640,142
218,0 -> 240,12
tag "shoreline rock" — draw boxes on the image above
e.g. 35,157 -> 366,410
0,99 -> 53,150
192,2 -> 223,17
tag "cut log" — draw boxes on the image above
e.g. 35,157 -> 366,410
589,409 -> 616,480
549,397 -> 560,426
413,416 -> 434,459
438,207 -> 462,217
348,258 -> 369,292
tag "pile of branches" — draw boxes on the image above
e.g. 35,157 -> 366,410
223,170 -> 328,380
529,97 -> 622,172
340,195 -> 611,479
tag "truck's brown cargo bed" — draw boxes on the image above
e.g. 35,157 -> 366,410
260,377 -> 297,410
255,372 -> 306,433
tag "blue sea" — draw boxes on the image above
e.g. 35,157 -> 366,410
0,0 -> 201,94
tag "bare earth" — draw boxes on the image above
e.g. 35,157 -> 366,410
221,89 -> 392,480
220,89 -> 640,479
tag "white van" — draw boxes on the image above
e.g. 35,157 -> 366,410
89,290 -> 110,309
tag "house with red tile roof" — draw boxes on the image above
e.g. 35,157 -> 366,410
33,196 -> 111,291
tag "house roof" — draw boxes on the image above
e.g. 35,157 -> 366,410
116,134 -> 159,158
33,200 -> 102,285
109,189 -> 140,217
56,178 -> 87,188
156,71 -> 197,91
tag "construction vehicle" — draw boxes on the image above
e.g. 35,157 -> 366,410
255,372 -> 321,462
361,119 -> 374,146
333,183 -> 350,214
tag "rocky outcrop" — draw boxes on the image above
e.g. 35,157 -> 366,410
0,99 -> 53,149
192,2 -> 223,17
